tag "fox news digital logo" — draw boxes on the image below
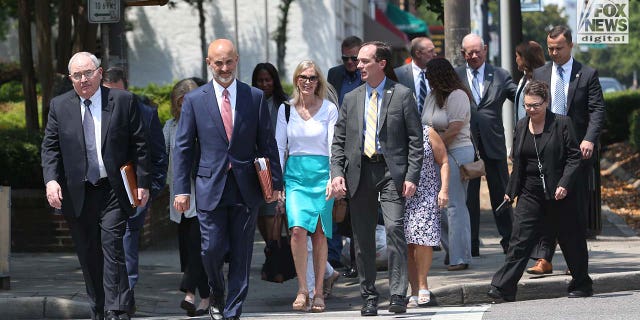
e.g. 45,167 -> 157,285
578,0 -> 629,44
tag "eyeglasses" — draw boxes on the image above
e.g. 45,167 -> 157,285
342,55 -> 358,63
297,75 -> 318,83
524,101 -> 546,109
463,50 -> 482,58
70,68 -> 98,81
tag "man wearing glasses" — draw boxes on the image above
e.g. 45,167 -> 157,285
327,36 -> 364,107
41,52 -> 150,320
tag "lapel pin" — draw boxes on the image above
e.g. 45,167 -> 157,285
576,73 -> 580,78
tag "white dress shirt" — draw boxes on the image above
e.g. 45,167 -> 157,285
80,90 -> 107,179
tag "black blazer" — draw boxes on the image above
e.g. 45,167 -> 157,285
41,86 -> 150,217
506,112 -> 581,200
532,60 -> 605,144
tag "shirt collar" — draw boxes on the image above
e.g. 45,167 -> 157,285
411,61 -> 425,74
554,57 -> 573,74
366,77 -> 387,98
467,62 -> 486,76
212,79 -> 237,97
82,88 -> 102,107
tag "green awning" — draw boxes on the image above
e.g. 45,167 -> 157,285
385,3 -> 428,35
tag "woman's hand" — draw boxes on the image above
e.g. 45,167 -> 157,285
325,180 -> 334,201
437,189 -> 448,208
555,186 -> 568,200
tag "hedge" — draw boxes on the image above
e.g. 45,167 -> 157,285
602,90 -> 640,144
0,129 -> 44,188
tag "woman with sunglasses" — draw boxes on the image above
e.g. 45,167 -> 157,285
488,80 -> 592,302
275,60 -> 338,313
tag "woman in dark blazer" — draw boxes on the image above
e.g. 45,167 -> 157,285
487,80 -> 593,302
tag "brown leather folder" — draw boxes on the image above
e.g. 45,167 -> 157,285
254,157 -> 274,202
120,162 -> 140,207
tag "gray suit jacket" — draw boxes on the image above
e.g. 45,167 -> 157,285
532,60 -> 605,143
394,64 -> 415,95
330,79 -> 423,197
456,63 -> 517,159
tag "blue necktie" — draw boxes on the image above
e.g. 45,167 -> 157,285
418,70 -> 427,114
83,99 -> 100,185
471,69 -> 481,105
552,67 -> 567,115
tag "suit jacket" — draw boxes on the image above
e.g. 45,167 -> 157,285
327,65 -> 363,102
532,60 -> 605,144
137,99 -> 168,198
456,63 -> 517,159
41,86 -> 150,217
506,112 -> 581,200
394,64 -> 415,95
172,80 -> 283,211
330,79 -> 423,197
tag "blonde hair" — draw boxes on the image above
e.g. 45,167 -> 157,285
290,60 -> 327,105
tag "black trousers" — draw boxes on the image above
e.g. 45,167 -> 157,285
490,188 -> 592,298
66,180 -> 131,318
178,215 -> 210,298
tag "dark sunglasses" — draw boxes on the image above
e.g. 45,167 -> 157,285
341,55 -> 358,62
297,75 -> 318,82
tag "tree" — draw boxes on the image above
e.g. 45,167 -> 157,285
18,0 -> 38,133
274,0 -> 294,78
521,4 -> 568,49
35,1 -> 53,129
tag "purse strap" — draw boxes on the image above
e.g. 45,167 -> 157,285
448,134 -> 481,167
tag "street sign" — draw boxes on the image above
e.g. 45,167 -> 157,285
88,0 -> 121,24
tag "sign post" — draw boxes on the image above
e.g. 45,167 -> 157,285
88,0 -> 121,24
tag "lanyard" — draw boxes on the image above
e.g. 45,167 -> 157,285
532,132 -> 546,194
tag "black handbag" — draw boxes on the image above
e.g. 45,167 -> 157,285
261,212 -> 296,283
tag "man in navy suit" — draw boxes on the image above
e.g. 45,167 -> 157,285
42,52 -> 150,320
456,33 -> 517,257
172,39 -> 282,320
103,67 -> 168,314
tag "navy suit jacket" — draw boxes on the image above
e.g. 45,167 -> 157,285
136,99 -> 168,198
41,86 -> 150,217
532,60 -> 605,144
456,63 -> 517,159
172,80 -> 283,211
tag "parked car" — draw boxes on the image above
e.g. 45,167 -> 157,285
599,77 -> 625,93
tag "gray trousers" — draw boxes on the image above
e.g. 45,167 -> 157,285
349,157 -> 408,301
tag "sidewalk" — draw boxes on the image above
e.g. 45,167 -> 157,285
1,187 -> 639,319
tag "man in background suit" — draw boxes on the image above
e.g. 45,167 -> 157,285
172,39 -> 282,320
528,25 -> 605,275
394,37 -> 436,113
455,33 -> 516,256
42,52 -> 150,320
327,36 -> 364,107
103,67 -> 168,313
331,41 -> 423,316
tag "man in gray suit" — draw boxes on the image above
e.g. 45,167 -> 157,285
331,41 -> 423,316
394,37 -> 436,113
455,33 -> 517,256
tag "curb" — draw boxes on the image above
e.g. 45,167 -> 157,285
0,297 -> 89,319
431,270 -> 640,305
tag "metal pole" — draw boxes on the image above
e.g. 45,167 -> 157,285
444,0 -> 470,66
0,186 -> 11,289
101,23 -> 110,68
500,0 -> 514,155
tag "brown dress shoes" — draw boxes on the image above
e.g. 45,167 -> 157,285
526,259 -> 553,274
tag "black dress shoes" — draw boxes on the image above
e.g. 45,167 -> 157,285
105,310 -> 129,320
487,287 -> 515,302
568,289 -> 593,298
180,300 -> 196,317
361,298 -> 378,316
388,294 -> 407,313
342,268 -> 358,278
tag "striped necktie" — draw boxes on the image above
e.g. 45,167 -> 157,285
418,70 -> 427,114
552,67 -> 567,115
471,69 -> 481,105
364,90 -> 378,157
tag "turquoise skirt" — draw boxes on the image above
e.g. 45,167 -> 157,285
284,155 -> 334,238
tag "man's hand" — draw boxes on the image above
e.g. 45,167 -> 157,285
266,190 -> 280,203
554,186 -> 568,200
331,177 -> 347,199
174,194 -> 190,212
402,181 -> 417,198
46,180 -> 63,209
580,140 -> 595,159
137,188 -> 149,207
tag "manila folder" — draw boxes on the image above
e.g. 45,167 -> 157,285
120,162 -> 140,207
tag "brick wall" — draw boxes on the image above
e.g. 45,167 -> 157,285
11,187 -> 172,252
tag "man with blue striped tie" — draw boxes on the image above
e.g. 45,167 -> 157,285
394,37 -> 436,115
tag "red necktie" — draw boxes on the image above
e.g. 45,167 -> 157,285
221,89 -> 233,141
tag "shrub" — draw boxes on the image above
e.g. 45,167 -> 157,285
602,90 -> 640,144
130,82 -> 173,124
630,109 -> 640,151
0,61 -> 21,85
0,129 -> 44,188
0,81 -> 24,102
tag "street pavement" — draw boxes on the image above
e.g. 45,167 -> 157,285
1,180 -> 639,319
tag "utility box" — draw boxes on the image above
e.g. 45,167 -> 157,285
0,186 -> 10,289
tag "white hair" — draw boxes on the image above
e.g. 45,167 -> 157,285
68,52 -> 101,73
461,33 -> 485,47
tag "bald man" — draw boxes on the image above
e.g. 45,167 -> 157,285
172,39 -> 283,320
394,37 -> 436,114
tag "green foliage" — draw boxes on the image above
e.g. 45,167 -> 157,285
522,4 -> 568,51
414,0 -> 443,23
0,128 -> 44,188
574,2 -> 640,86
282,82 -> 294,97
0,0 -> 17,41
0,61 -> 21,85
602,90 -> 640,144
629,109 -> 640,151
0,101 -> 27,129
0,81 -> 24,102
130,83 -> 174,124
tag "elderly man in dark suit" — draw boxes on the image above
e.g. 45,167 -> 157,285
172,39 -> 282,320
527,25 -> 605,275
331,41 -> 423,317
102,67 -> 168,314
455,33 -> 517,257
394,37 -> 436,113
42,52 -> 150,320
